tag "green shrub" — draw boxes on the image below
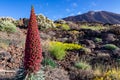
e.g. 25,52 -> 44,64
103,44 -> 119,50
49,41 -> 83,60
49,42 -> 66,60
55,23 -> 61,27
75,61 -> 91,70
42,58 -> 57,68
55,23 -> 70,30
0,17 -> 17,25
26,69 -> 45,80
61,24 -> 70,30
0,21 -> 17,33
94,38 -> 102,43
116,58 -> 120,64
81,25 -> 107,31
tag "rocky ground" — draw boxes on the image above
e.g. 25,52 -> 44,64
0,28 -> 25,80
0,25 -> 120,80
42,27 -> 120,80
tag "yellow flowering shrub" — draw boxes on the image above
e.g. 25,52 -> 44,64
64,43 -> 82,50
50,41 -> 83,50
49,41 -> 83,60
49,41 -> 66,60
93,69 -> 120,80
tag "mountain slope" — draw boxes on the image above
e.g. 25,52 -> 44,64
63,11 -> 120,24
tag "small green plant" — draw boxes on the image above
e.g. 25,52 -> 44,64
75,61 -> 91,70
94,38 -> 102,43
80,47 -> 91,54
116,58 -> 120,61
14,68 -> 26,80
0,21 -> 17,33
116,58 -> 120,65
103,44 -> 119,50
26,69 -> 45,80
49,41 -> 83,60
15,67 -> 45,80
42,58 -> 57,68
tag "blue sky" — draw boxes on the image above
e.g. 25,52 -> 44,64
0,0 -> 120,20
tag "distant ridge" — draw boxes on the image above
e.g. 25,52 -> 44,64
63,11 -> 120,24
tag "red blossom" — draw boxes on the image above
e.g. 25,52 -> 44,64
24,6 -> 42,73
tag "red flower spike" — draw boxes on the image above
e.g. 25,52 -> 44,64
24,6 -> 42,73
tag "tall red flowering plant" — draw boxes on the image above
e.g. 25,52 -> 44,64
24,6 -> 42,73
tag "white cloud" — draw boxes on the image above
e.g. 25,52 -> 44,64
53,16 -> 57,19
69,13 -> 75,16
72,3 -> 78,7
66,8 -> 70,12
77,11 -> 81,15
94,10 -> 102,12
91,2 -> 97,6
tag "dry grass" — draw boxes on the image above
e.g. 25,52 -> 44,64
81,25 -> 108,31
0,43 -> 9,50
